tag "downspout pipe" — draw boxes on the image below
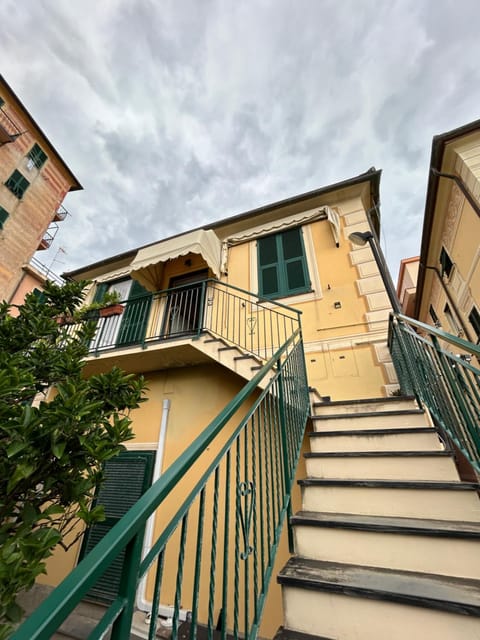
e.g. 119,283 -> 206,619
135,398 -> 187,622
430,168 -> 480,219
423,265 -> 474,343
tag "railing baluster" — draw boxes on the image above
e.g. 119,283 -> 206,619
172,515 -> 189,640
207,469 -> 220,640
190,489 -> 206,640
221,452 -> 231,640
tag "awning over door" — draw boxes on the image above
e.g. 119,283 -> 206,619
130,229 -> 222,290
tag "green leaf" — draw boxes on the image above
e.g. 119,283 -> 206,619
42,504 -> 65,517
52,441 -> 66,459
5,600 -> 23,623
6,440 -> 28,458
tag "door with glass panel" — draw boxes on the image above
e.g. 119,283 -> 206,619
162,270 -> 208,337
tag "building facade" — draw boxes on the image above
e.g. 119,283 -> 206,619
34,168 -> 400,635
0,75 -> 81,302
415,119 -> 480,345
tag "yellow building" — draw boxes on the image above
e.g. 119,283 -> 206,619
415,119 -> 480,344
15,156 -> 480,640
0,75 -> 82,302
31,167 -> 397,632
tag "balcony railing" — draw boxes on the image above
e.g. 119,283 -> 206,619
83,279 -> 301,362
37,223 -> 59,251
389,313 -> 480,472
0,105 -> 22,144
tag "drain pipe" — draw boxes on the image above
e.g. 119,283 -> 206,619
430,168 -> 480,219
424,265 -> 474,343
135,398 -> 187,621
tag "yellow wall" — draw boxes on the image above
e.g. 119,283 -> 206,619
40,177 -> 394,635
224,196 -> 391,401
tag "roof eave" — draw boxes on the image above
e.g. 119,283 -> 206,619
64,168 -> 382,280
0,74 -> 83,192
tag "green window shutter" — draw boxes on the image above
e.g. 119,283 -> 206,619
79,451 -> 155,603
258,234 -> 280,297
92,282 -> 108,303
440,247 -> 453,278
117,280 -> 152,346
469,307 -> 480,343
258,227 -> 310,298
28,143 -> 48,169
0,205 -> 9,228
31,288 -> 46,304
5,169 -> 30,199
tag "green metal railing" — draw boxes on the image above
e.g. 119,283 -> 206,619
13,330 -> 309,640
86,279 -> 301,362
389,313 -> 480,472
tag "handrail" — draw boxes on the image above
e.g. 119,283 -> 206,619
389,313 -> 480,472
394,313 -> 480,357
13,329 -> 309,640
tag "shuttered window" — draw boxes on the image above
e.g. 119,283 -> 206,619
469,307 -> 480,343
440,247 -> 453,278
78,451 -> 155,602
0,205 -> 9,228
258,227 -> 310,298
28,143 -> 48,169
5,169 -> 30,199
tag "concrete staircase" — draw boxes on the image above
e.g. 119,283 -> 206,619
193,331 -> 276,388
277,396 -> 480,640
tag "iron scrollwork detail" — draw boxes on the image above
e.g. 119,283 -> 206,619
237,481 -> 255,560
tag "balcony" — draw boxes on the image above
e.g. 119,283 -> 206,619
37,222 -> 60,250
0,104 -> 22,145
53,204 -> 69,221
68,279 -> 301,376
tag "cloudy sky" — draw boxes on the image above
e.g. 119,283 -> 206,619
2,0 -> 479,280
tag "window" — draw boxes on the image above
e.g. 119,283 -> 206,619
257,227 -> 310,298
5,169 -> 30,199
0,97 -> 4,108
27,143 -> 48,169
0,205 -> 8,228
444,303 -> 461,335
440,247 -> 453,278
469,307 -> 480,343
429,305 -> 440,327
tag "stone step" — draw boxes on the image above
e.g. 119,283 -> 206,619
273,626 -> 334,640
311,410 -> 428,432
312,395 -> 418,415
292,511 -> 480,579
278,557 -> 480,640
309,427 -> 445,453
304,450 -> 459,481
299,478 -> 480,521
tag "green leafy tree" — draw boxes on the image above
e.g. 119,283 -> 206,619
0,281 -> 147,638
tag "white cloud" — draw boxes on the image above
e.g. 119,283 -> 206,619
1,0 -> 479,279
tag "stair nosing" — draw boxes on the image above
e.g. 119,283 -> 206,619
298,478 -> 480,490
309,427 -> 438,437
313,396 -> 416,408
304,450 -> 453,458
274,626 -> 334,640
291,510 -> 480,538
277,557 -> 480,617
312,409 -> 425,421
